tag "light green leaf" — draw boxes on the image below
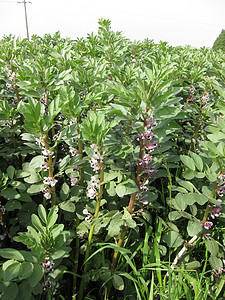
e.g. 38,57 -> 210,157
112,274 -> 124,291
163,231 -> 183,248
31,214 -> 45,234
180,155 -> 195,171
29,156 -> 44,169
189,151 -> 203,172
19,262 -> 34,280
4,261 -> 21,281
116,184 -> 126,197
38,204 -> 47,224
187,220 -> 202,236
0,248 -> 25,261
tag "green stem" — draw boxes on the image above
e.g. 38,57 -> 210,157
111,137 -> 144,273
72,218 -> 80,300
78,152 -> 104,300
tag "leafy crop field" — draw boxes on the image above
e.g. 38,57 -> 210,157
0,19 -> 225,299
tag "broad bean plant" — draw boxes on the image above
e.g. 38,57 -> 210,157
0,19 -> 225,299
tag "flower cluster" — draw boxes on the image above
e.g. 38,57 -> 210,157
87,176 -> 100,199
70,175 -> 79,186
36,137 -> 57,199
40,92 -> 49,106
83,208 -> 93,222
189,86 -> 195,101
201,221 -> 213,230
209,200 -> 222,219
217,173 -> 225,197
42,257 -> 54,274
42,188 -> 51,200
0,203 -> 6,226
43,177 -> 58,187
201,92 -> 209,110
89,144 -> 103,173
41,257 -> 59,295
69,146 -> 78,157
137,115 -> 158,181
5,67 -> 17,92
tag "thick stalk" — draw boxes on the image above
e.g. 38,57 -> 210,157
111,138 -> 144,273
72,137 -> 83,299
78,153 -> 104,300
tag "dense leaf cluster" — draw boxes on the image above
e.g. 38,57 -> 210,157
0,19 -> 225,299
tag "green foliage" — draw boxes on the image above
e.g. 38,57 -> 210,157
213,29 -> 225,52
0,19 -> 225,300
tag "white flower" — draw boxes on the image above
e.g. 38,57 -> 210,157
42,188 -> 51,199
43,177 -> 58,187
71,176 -> 79,186
87,186 -> 98,199
42,149 -> 54,158
41,162 -> 49,171
69,147 -> 78,156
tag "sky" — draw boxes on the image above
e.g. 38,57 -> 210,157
0,0 -> 225,48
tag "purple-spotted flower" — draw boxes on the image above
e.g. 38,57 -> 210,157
69,147 -> 78,157
43,177 -> 58,187
70,176 -> 79,186
42,149 -> 54,158
89,144 -> 103,173
201,221 -> 213,230
42,188 -> 51,199
87,176 -> 100,199
41,162 -> 49,171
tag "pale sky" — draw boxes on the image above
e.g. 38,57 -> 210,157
0,0 -> 224,48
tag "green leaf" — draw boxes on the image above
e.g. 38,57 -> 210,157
180,155 -> 195,171
174,193 -> 187,211
205,238 -> 219,256
31,214 -> 45,234
182,193 -> 208,205
19,262 -> 34,280
209,256 -> 223,271
59,201 -> 75,212
107,218 -> 124,237
10,181 -> 26,191
176,178 -> 194,192
116,184 -> 126,197
112,274 -> 124,291
29,264 -> 44,287
4,261 -> 21,281
29,155 -> 44,169
187,220 -> 202,236
189,151 -> 203,172
0,248 -> 25,261
1,188 -> 20,200
5,200 -> 22,211
47,207 -> 58,228
18,280 -> 32,300
27,183 -> 44,194
163,231 -> 183,248
184,261 -> 201,270
7,165 -> 15,179
1,282 -> 19,300
60,182 -> 70,201
38,204 -> 47,224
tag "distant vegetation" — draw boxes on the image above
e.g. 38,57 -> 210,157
213,29 -> 225,52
